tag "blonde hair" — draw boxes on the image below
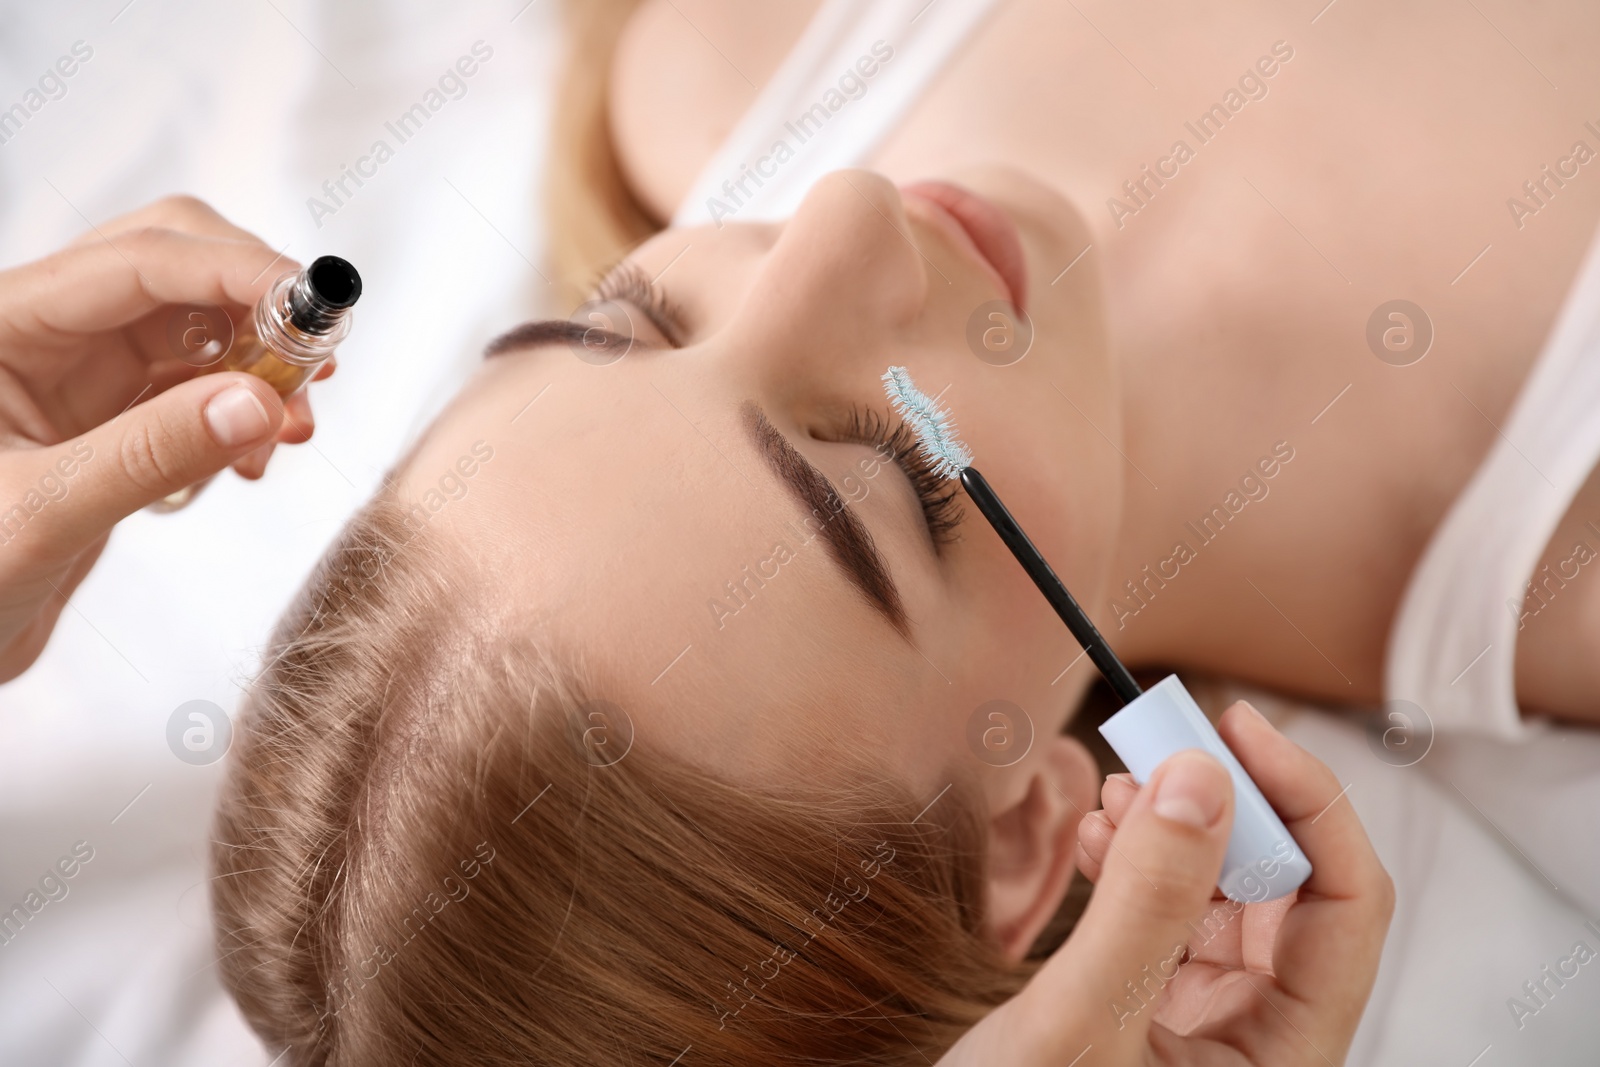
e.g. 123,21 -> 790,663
211,494 -> 1029,1065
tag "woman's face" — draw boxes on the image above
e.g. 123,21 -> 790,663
403,167 -> 1119,803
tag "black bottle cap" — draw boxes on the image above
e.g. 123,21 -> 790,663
288,255 -> 362,334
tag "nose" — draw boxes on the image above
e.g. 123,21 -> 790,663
723,170 -> 929,376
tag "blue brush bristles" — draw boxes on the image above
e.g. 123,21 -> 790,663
881,365 -> 974,480
883,367 -> 1146,706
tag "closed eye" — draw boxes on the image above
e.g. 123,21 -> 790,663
482,261 -> 688,359
593,261 -> 688,347
828,406 -> 964,547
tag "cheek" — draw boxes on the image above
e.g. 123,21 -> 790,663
1067,431 -> 1126,603
947,548 -> 1067,696
972,401 -> 1121,616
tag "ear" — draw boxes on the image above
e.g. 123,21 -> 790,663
984,734 -> 1099,960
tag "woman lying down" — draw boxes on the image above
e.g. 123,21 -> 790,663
210,178 -> 1391,1067
209,164 -> 1399,1064
212,0 -> 1600,1062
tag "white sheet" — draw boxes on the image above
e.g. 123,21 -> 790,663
1229,685 -> 1600,1066
1,2 -> 1597,1065
0,0 -> 556,1062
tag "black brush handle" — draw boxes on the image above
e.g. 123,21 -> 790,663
960,466 -> 1143,706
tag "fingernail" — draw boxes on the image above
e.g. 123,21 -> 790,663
1152,752 -> 1228,829
205,385 -> 272,447
1239,700 -> 1274,729
1106,773 -> 1137,786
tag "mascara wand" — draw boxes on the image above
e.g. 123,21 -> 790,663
882,366 -> 1143,706
883,367 -> 1313,901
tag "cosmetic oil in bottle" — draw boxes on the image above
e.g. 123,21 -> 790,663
152,255 -> 362,511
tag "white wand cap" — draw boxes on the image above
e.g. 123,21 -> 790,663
1099,675 -> 1312,902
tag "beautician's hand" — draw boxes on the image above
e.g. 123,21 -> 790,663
0,195 -> 328,682
937,702 -> 1392,1066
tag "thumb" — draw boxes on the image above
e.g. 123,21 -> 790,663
1021,751 -> 1233,1058
47,374 -> 283,537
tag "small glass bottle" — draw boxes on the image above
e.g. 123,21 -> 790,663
152,255 -> 361,511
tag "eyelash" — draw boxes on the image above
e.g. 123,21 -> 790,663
837,406 -> 964,546
594,262 -> 687,346
592,265 -> 961,545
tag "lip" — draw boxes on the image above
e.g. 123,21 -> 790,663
898,180 -> 1029,311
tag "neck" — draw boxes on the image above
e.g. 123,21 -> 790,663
1094,294 -> 1221,670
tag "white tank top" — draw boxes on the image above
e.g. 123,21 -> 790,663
670,0 -> 1008,228
1386,225 -> 1600,739
672,0 -> 1600,743
668,11 -> 1600,1059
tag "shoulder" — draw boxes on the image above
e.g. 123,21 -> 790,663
608,0 -> 823,220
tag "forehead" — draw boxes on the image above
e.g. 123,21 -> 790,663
400,351 -> 762,618
393,349 -> 933,781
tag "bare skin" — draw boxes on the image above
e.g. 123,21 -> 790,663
0,185 -> 1390,1067
610,0 -> 1600,722
399,169 -> 1393,1062
0,30 -> 1399,1060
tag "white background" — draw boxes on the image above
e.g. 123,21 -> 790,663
0,1 -> 554,1062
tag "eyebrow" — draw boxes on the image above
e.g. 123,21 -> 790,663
484,319 -> 629,359
481,329 -> 912,634
741,402 -> 909,637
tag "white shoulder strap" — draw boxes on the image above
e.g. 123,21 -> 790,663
1386,223 -> 1600,738
670,0 -> 1008,228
